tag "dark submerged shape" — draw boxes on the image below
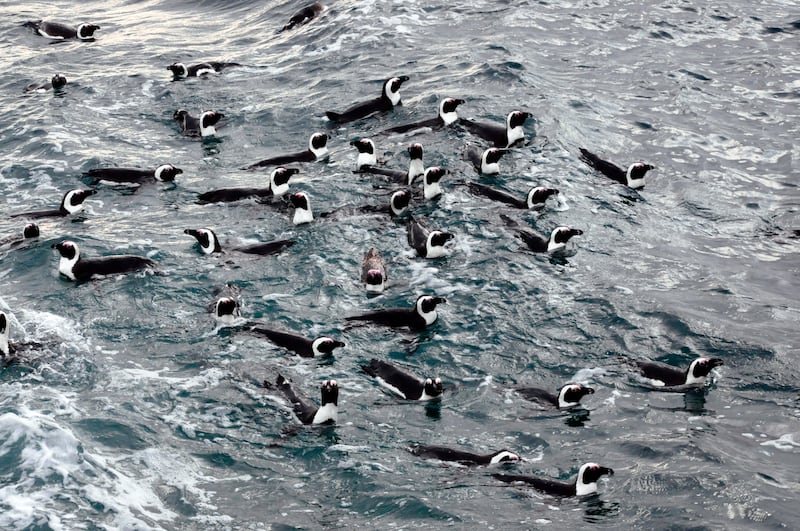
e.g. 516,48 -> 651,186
279,2 -> 325,32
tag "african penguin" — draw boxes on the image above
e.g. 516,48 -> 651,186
10,189 -> 96,219
248,327 -> 345,358
197,167 -> 298,203
167,61 -> 241,78
273,375 -> 338,425
361,247 -> 387,293
83,164 -> 183,185
355,142 -> 425,186
289,192 -> 314,225
409,445 -> 521,465
578,148 -> 654,189
634,357 -> 724,388
500,215 -> 582,253
361,358 -> 443,401
493,463 -> 614,497
516,384 -> 595,409
345,294 -> 446,330
52,240 -> 156,281
184,228 -> 295,256
379,98 -> 466,135
0,311 -> 11,358
24,20 -> 100,40
460,110 -> 531,148
279,2 -> 326,32
245,133 -> 329,169
407,217 -> 454,258
24,74 -> 67,93
173,109 -> 224,138
0,223 -> 40,249
422,166 -> 448,200
466,183 -> 559,209
465,146 -> 508,175
326,76 -> 409,124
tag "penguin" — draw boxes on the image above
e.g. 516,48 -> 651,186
345,294 -> 445,330
634,357 -> 724,388
279,2 -> 325,32
248,327 -> 345,358
493,463 -> 614,497
355,142 -> 425,186
0,311 -> 12,359
290,192 -> 314,225
460,111 -> 531,148
578,148 -> 654,189
173,109 -> 224,138
197,167 -> 298,203
83,164 -> 183,185
361,358 -> 443,400
167,61 -> 241,78
10,189 -> 96,219
409,445 -> 521,465
24,74 -> 67,93
184,228 -> 295,256
212,296 -> 240,324
500,215 -> 582,253
245,133 -> 329,169
466,183 -> 559,209
273,375 -> 338,425
516,384 -> 595,409
326,76 -> 409,124
24,20 -> 100,40
422,166 -> 448,200
407,217 -> 454,258
465,146 -> 508,175
319,189 -> 411,220
0,223 -> 39,248
379,98 -> 466,135
361,247 -> 387,293
52,240 -> 156,281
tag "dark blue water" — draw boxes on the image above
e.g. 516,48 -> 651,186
1,0 -> 798,528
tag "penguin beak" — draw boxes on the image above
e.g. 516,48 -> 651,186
434,297 -> 446,305
334,341 -> 346,349
183,229 -> 198,237
602,467 -> 614,476
708,358 -> 724,368
585,387 -> 595,394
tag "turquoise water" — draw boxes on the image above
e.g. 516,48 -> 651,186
1,0 -> 798,528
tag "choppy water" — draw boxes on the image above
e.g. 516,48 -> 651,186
1,0 -> 798,529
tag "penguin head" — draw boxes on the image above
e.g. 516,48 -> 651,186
51,74 -> 67,90
214,297 -> 240,321
416,295 -> 446,318
424,167 -> 447,185
558,384 -> 594,408
364,269 -> 385,291
167,63 -> 189,78
23,223 -> 40,239
407,143 -> 424,160
483,148 -> 508,166
309,132 -> 329,157
389,189 -> 412,216
52,240 -> 79,260
76,24 -> 100,40
507,110 -> 531,129
490,450 -> 522,464
184,228 -> 222,254
548,226 -> 583,252
320,380 -> 339,406
527,187 -> 559,208
626,162 -> 654,188
383,75 -> 409,106
576,463 -> 614,496
312,337 -> 346,357
439,98 -> 465,124
270,167 -> 298,196
428,231 -> 454,249
422,377 -> 443,399
351,138 -> 377,169
173,109 -> 189,122
0,311 -> 8,357
686,357 -> 724,383
290,192 -> 313,225
62,189 -> 97,214
154,164 -> 183,182
200,111 -> 224,132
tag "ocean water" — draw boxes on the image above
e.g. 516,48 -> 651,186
0,0 -> 798,529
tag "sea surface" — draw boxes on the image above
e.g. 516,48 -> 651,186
0,0 -> 798,529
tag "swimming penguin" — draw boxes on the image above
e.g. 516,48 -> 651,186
355,142 -> 425,185
408,444 -> 521,465
24,74 -> 67,93
273,375 -> 338,425
52,240 -> 156,281
167,61 -> 241,78
212,296 -> 240,324
197,167 -> 298,203
0,311 -> 12,359
326,76 -> 409,124
634,357 -> 724,388
379,98 -> 466,135
184,228 -> 295,256
23,20 -> 100,40
361,247 -> 387,293
407,217 -> 454,258
345,294 -> 445,330
578,148 -> 654,189
279,2 -> 325,32
493,463 -> 614,497
10,189 -> 96,219
173,109 -> 224,138
516,383 -> 595,409
422,166 -> 448,200
466,183 -> 559,209
0,223 -> 39,248
245,133 -> 329,169
361,358 -> 443,400
460,111 -> 531,148
500,215 -> 582,253
248,327 -> 344,358
465,146 -> 508,175
289,192 -> 314,225
83,164 -> 183,185
319,189 -> 411,221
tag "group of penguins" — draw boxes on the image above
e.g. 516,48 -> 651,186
2,8 -> 726,501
